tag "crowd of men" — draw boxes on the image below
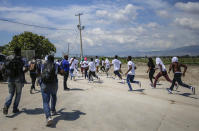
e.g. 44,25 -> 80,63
1,47 -> 196,127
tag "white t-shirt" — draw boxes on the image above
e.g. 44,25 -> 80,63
69,58 -> 76,69
80,61 -> 85,68
88,61 -> 96,72
74,59 -> 79,68
95,59 -> 100,66
112,59 -> 121,71
127,61 -> 135,75
83,61 -> 89,68
156,58 -> 166,71
105,59 -> 110,68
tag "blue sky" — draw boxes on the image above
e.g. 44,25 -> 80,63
0,0 -> 199,56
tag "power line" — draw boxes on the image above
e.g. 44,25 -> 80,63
0,18 -> 74,31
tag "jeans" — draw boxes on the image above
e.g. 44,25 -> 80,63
4,82 -> 23,110
170,73 -> 191,91
70,69 -> 74,80
41,82 -> 58,118
63,71 -> 69,89
126,75 -> 139,90
114,70 -> 122,78
30,72 -> 37,90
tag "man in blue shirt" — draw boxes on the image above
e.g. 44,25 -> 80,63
61,55 -> 70,90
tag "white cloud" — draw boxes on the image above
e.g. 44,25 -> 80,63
175,2 -> 199,14
156,10 -> 169,18
175,17 -> 199,30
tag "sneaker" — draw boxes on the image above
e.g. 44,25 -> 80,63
191,87 -> 195,95
3,107 -> 8,115
46,117 -> 53,126
122,80 -> 125,84
139,82 -> 141,88
167,88 -> 173,94
13,108 -> 20,113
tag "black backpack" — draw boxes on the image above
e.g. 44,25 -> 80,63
41,62 -> 56,83
4,55 -> 24,77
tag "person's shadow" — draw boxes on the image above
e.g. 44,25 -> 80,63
178,93 -> 198,99
51,108 -> 86,128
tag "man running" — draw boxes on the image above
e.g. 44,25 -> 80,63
29,58 -> 37,94
105,58 -> 110,77
153,57 -> 175,88
167,57 -> 195,94
100,58 -> 105,72
83,57 -> 89,79
69,57 -> 75,80
95,56 -> 100,73
146,57 -> 156,87
111,55 -> 124,83
88,58 -> 99,81
125,56 -> 141,91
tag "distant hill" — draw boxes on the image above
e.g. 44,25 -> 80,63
118,45 -> 199,57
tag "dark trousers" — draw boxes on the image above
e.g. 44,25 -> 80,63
30,73 -> 37,90
84,68 -> 88,79
100,66 -> 105,72
154,71 -> 173,88
149,69 -> 155,83
170,73 -> 191,91
63,71 -> 69,89
88,71 -> 98,81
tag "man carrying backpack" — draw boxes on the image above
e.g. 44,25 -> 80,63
40,55 -> 58,126
29,58 -> 37,94
3,47 -> 25,115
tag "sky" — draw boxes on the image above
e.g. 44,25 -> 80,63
0,0 -> 199,56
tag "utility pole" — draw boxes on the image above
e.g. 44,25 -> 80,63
67,43 -> 70,56
75,13 -> 84,59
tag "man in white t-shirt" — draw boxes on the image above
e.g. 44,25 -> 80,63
95,56 -> 100,73
80,58 -> 85,77
100,58 -> 105,72
125,56 -> 141,91
69,57 -> 76,80
88,58 -> 99,81
153,57 -> 174,88
105,58 -> 110,77
111,55 -> 123,80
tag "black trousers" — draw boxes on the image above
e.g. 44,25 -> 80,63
170,73 -> 191,91
88,71 -> 98,81
63,71 -> 69,89
84,68 -> 88,79
30,73 -> 37,89
100,66 -> 105,72
149,69 -> 155,83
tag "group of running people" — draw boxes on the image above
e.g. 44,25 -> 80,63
2,47 -> 196,127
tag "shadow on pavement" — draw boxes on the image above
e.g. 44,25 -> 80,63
178,93 -> 198,99
70,88 -> 85,91
6,108 -> 43,118
51,108 -> 86,128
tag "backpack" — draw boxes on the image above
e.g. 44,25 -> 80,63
29,61 -> 36,71
4,55 -> 24,77
41,62 -> 56,83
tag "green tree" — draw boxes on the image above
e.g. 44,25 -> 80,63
2,31 -> 56,58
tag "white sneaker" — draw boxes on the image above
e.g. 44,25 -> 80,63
46,117 -> 53,126
122,80 -> 125,84
191,87 -> 195,95
167,88 -> 173,94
